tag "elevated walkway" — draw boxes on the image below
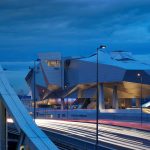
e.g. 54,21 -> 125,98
0,66 -> 58,150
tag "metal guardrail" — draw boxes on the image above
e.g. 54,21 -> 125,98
0,66 -> 59,150
43,128 -> 115,150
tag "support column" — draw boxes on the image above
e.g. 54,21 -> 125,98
136,98 -> 140,108
78,90 -> 84,98
112,86 -> 118,109
61,98 -> 65,110
0,100 -> 7,150
99,83 -> 104,110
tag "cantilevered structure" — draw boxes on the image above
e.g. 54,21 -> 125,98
25,51 -> 150,116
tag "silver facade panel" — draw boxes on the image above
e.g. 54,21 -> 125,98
66,60 -> 126,87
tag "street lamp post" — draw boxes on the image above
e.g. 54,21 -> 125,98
96,45 -> 106,149
64,85 -> 69,120
137,73 -> 143,126
33,59 -> 41,121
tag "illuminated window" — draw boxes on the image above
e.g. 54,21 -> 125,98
45,60 -> 60,67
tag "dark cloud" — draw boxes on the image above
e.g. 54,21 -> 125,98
0,0 -> 150,61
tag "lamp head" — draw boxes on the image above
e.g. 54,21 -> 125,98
99,45 -> 106,49
36,58 -> 41,61
137,73 -> 141,77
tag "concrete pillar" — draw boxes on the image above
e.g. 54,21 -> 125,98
136,98 -> 140,108
126,99 -> 132,108
112,86 -> 118,109
78,90 -> 84,98
0,100 -> 7,150
61,98 -> 65,110
99,83 -> 104,110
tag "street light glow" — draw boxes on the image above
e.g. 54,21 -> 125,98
137,73 -> 141,77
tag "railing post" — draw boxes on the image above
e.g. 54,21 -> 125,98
17,132 -> 25,150
0,100 -> 7,150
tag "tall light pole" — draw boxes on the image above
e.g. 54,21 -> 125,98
33,58 -> 41,120
96,45 -> 106,149
137,73 -> 143,126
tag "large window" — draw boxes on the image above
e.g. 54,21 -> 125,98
46,60 -> 60,67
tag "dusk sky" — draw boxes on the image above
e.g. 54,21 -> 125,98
0,0 -> 150,61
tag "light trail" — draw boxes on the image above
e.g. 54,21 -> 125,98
35,119 -> 150,150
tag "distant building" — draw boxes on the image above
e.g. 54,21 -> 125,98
25,51 -> 150,112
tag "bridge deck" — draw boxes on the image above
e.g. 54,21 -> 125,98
0,66 -> 58,150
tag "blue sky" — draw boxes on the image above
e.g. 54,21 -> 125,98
0,0 -> 150,61
1,61 -> 33,94
1,0 -> 150,95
